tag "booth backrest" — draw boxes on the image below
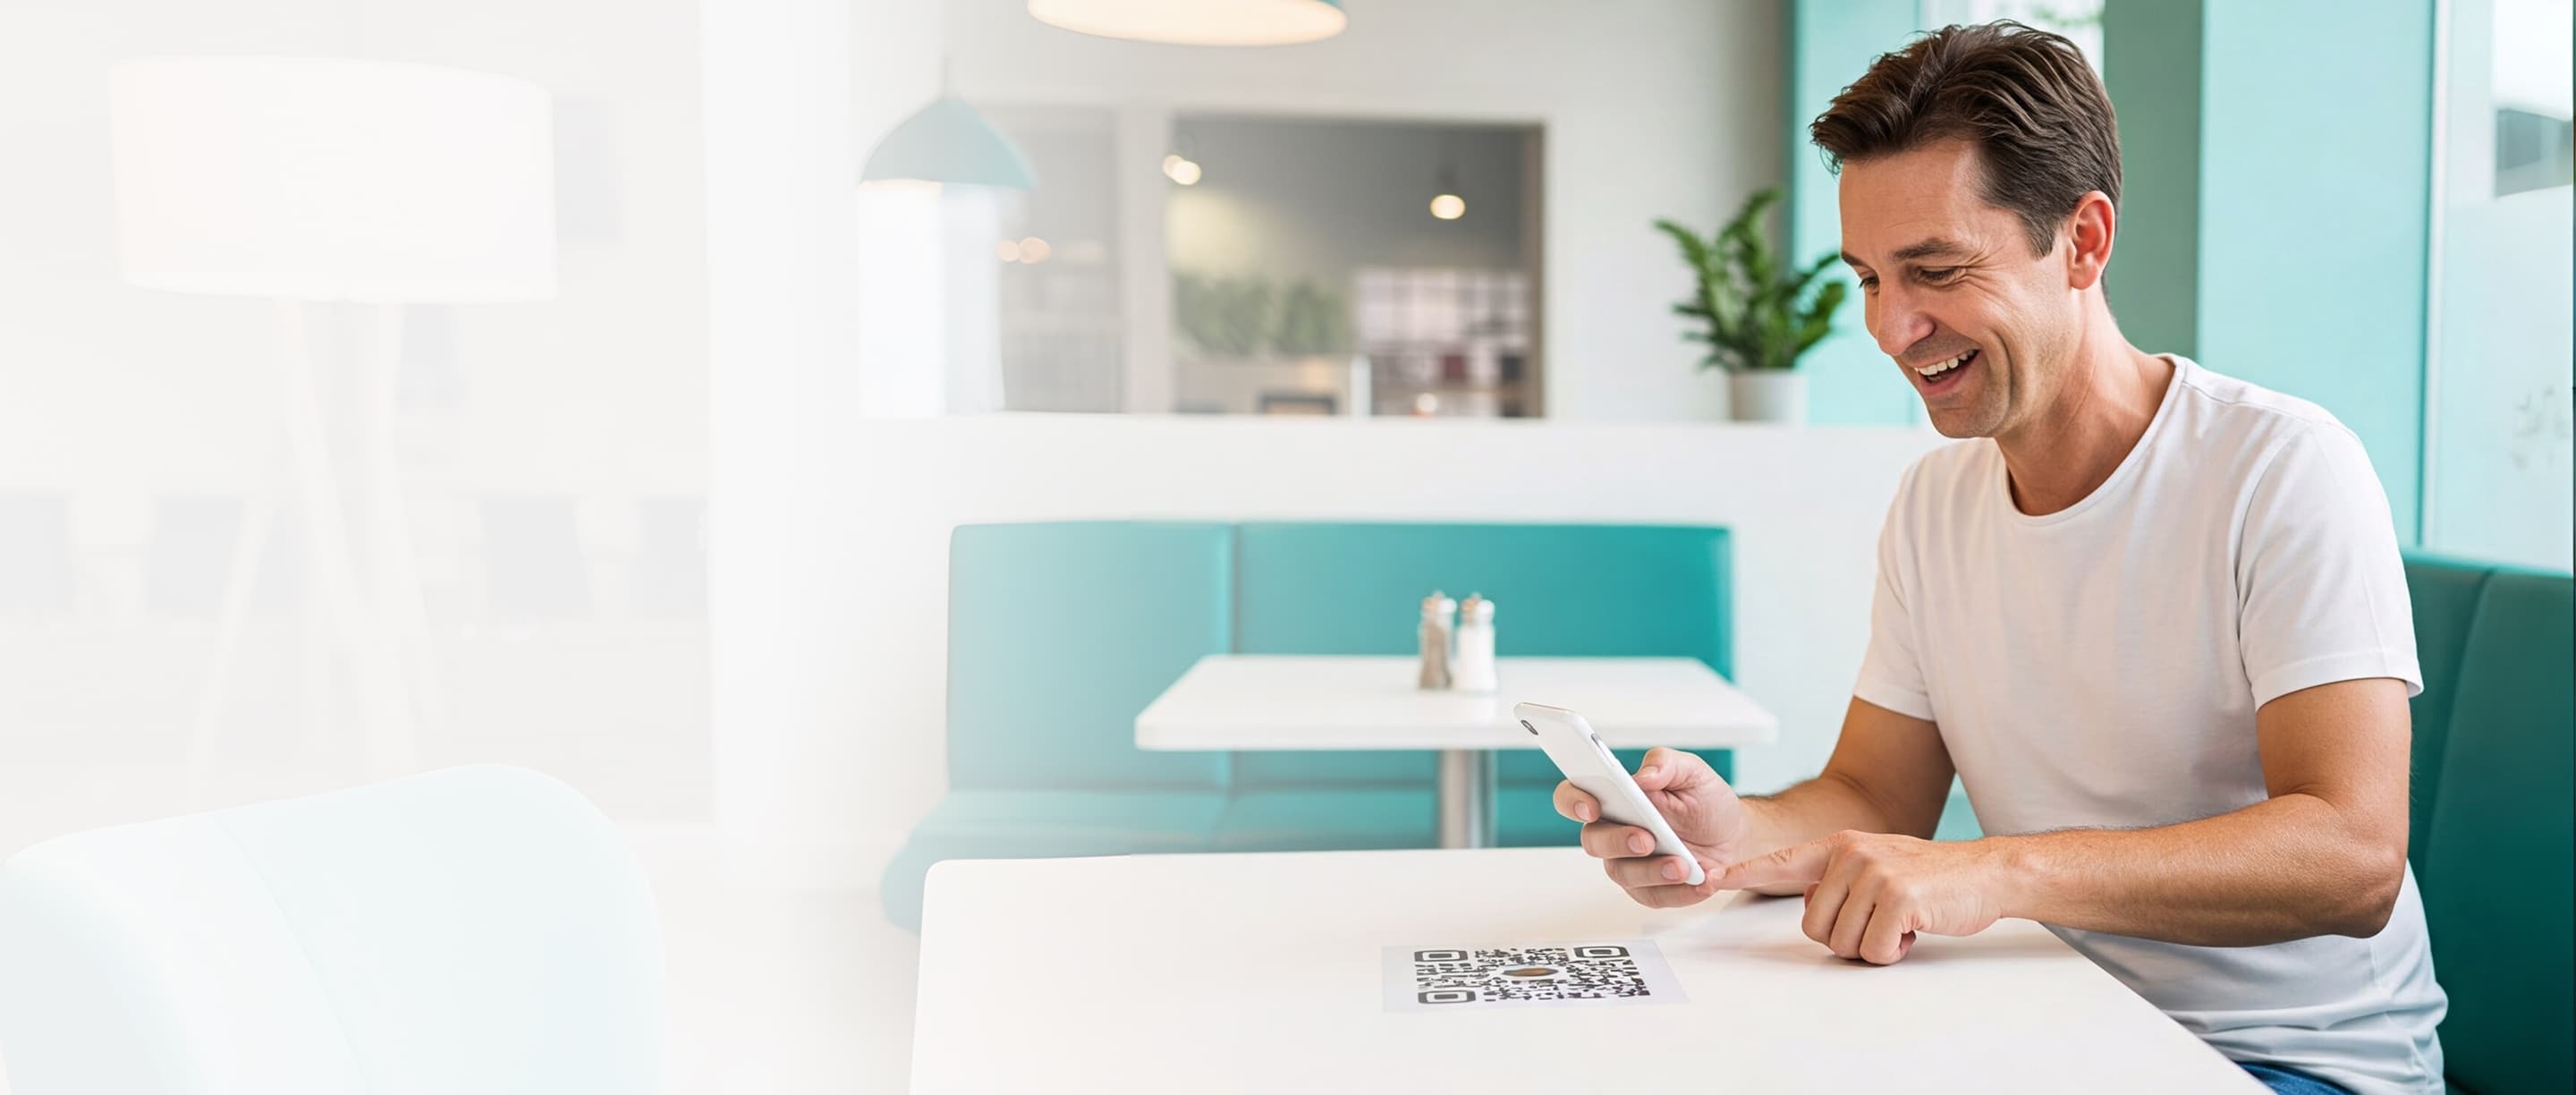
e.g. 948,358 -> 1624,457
2409,563 -> 2574,1095
1231,522 -> 1731,786
947,522 -> 1236,791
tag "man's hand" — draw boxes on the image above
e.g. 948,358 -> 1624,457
1716,830 -> 2016,964
1553,747 -> 1753,909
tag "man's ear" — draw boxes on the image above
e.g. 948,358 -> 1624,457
2064,191 -> 2115,292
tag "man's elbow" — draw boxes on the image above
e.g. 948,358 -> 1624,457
2326,845 -> 2409,938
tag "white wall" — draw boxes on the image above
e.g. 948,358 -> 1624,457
944,0 -> 1789,421
833,419 -> 1946,876
704,0 -> 887,882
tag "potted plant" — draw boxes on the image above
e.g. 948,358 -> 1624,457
1272,278 -> 1352,358
1655,188 -> 1847,423
1174,272 -> 1276,358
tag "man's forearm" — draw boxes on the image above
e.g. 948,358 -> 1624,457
1987,793 -> 2407,946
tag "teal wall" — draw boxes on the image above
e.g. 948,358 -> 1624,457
2100,0 -> 2199,358
1787,0 -> 1923,426
2195,0 -> 2434,539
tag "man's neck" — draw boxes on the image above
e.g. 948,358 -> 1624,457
1994,310 -> 2171,516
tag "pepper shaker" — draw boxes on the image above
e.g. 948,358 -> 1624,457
1418,591 -> 1456,690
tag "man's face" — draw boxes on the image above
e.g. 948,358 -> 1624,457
1837,140 -> 2078,439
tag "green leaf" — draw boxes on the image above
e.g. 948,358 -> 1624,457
1657,188 -> 1835,374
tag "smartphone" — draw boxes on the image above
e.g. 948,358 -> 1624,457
1514,700 -> 1705,886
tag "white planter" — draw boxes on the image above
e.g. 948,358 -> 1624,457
1728,370 -> 1807,423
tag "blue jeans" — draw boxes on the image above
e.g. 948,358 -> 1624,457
2241,1062 -> 2354,1095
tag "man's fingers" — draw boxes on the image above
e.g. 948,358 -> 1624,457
1552,781 -> 1599,823
1605,854 -> 1703,889
1860,904 -> 1916,965
1798,842 -> 1868,951
1716,837 -> 1835,890
1828,877 -> 1882,959
1801,869 -> 1852,949
1579,823 -> 1657,860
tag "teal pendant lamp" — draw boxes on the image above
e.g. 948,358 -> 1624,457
1028,0 -> 1346,46
863,96 -> 1035,190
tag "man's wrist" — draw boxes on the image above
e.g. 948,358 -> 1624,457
1976,833 -> 2050,921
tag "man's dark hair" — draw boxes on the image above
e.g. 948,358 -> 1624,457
1809,21 -> 2120,257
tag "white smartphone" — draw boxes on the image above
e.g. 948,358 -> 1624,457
1514,701 -> 1705,886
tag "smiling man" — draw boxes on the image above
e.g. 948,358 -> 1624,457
1554,21 -> 2445,1095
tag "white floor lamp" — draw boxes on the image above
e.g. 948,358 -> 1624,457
108,56 -> 556,793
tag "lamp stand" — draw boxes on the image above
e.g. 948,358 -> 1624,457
185,300 -> 433,803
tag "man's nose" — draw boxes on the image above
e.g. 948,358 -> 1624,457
1870,287 -> 1934,361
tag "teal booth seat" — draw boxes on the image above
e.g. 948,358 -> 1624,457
881,521 -> 1737,929
2402,558 -> 2573,1095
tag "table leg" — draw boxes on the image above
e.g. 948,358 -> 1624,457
1436,749 -> 1496,849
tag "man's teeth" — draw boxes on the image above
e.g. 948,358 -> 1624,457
1916,349 -> 1977,378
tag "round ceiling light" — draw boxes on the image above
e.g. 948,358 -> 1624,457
1028,0 -> 1348,47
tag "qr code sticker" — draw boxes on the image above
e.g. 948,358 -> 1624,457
1382,940 -> 1686,1012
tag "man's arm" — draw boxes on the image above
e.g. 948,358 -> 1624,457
1721,677 -> 2412,962
1991,676 -> 2412,942
1728,697 -> 1955,896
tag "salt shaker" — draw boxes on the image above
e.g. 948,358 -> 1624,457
1451,593 -> 1497,692
1418,591 -> 1456,690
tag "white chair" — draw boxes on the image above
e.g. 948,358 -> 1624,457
0,766 -> 665,1094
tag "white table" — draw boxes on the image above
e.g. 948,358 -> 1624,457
911,848 -> 2266,1093
1136,655 -> 1777,847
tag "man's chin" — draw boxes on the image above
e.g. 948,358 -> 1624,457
1923,405 -> 1997,439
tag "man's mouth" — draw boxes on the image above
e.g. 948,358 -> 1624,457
1912,347 -> 1978,392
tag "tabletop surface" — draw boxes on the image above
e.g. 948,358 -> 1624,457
911,846 -> 2265,1094
1135,655 -> 1779,751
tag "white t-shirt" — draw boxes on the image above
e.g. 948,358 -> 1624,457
1854,356 -> 2446,1095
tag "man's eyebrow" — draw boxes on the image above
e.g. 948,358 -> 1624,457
1840,238 -> 1972,268
1891,237 -> 1973,262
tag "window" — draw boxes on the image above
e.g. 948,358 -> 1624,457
2426,0 -> 2574,570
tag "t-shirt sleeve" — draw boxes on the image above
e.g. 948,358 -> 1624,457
1853,471 -> 1936,721
2237,424 -> 2423,708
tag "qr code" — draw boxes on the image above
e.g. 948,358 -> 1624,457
1383,939 -> 1683,1012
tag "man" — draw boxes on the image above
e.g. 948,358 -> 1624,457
1555,22 -> 2444,1095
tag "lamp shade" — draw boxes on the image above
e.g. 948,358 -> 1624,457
860,98 -> 1037,191
108,56 -> 556,304
1028,0 -> 1347,46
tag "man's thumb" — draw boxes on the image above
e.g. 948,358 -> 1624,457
1634,747 -> 1688,790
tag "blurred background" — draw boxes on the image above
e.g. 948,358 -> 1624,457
0,0 -> 2566,1090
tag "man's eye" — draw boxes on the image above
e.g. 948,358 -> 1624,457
1918,267 -> 1960,283
1857,275 -> 1879,291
